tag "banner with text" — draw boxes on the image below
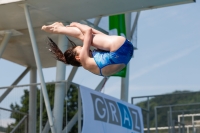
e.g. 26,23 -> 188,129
80,86 -> 144,133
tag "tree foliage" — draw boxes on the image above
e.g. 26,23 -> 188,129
7,84 -> 200,132
7,83 -> 79,133
136,90 -> 200,127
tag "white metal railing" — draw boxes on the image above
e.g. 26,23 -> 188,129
0,107 -> 28,133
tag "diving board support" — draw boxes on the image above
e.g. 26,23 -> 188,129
29,67 -> 37,133
23,4 -> 56,133
0,67 -> 30,103
40,86 -> 43,133
0,31 -> 11,58
53,34 -> 68,133
78,88 -> 81,133
121,12 -> 131,102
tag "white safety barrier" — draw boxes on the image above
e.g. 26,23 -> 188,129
80,86 -> 144,133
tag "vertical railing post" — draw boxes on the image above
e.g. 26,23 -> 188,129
155,107 -> 158,133
169,106 -> 173,133
78,88 -> 82,133
29,67 -> 37,133
168,111 -> 171,133
65,95 -> 68,133
40,88 -> 43,133
121,13 -> 131,102
147,97 -> 150,133
25,117 -> 28,133
182,112 -> 185,133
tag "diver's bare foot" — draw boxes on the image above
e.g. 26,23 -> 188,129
41,22 -> 65,34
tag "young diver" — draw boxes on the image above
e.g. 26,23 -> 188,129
42,22 -> 133,77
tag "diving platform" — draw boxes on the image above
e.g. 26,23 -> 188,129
0,0 -> 195,68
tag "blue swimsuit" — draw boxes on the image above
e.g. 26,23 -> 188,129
92,39 -> 134,76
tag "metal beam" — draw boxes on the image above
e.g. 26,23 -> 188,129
0,67 -> 30,103
120,13 -> 131,102
29,67 -> 37,133
95,77 -> 109,92
10,115 -> 28,133
0,31 -> 12,58
67,67 -> 78,81
130,11 -> 140,38
0,80 -> 75,90
40,88 -> 43,133
23,4 -> 56,133
94,17 -> 102,26
78,89 -> 81,133
62,112 -> 78,133
66,66 -> 78,93
53,34 -> 68,132
0,107 -> 27,115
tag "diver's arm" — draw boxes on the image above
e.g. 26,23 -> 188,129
79,27 -> 94,69
70,22 -> 105,35
91,28 -> 105,35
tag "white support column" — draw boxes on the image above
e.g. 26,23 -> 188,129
0,31 -> 12,58
53,35 -> 68,133
23,4 -> 56,133
121,64 -> 130,102
78,89 -> 81,133
29,67 -> 37,133
120,13 -> 131,102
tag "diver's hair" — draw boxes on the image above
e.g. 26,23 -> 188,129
47,37 -> 82,67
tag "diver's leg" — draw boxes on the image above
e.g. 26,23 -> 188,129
91,34 -> 126,51
41,22 -> 84,41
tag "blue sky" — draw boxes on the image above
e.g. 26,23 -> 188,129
0,1 -> 200,111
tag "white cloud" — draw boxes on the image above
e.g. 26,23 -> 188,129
0,118 -> 15,128
130,44 -> 200,81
